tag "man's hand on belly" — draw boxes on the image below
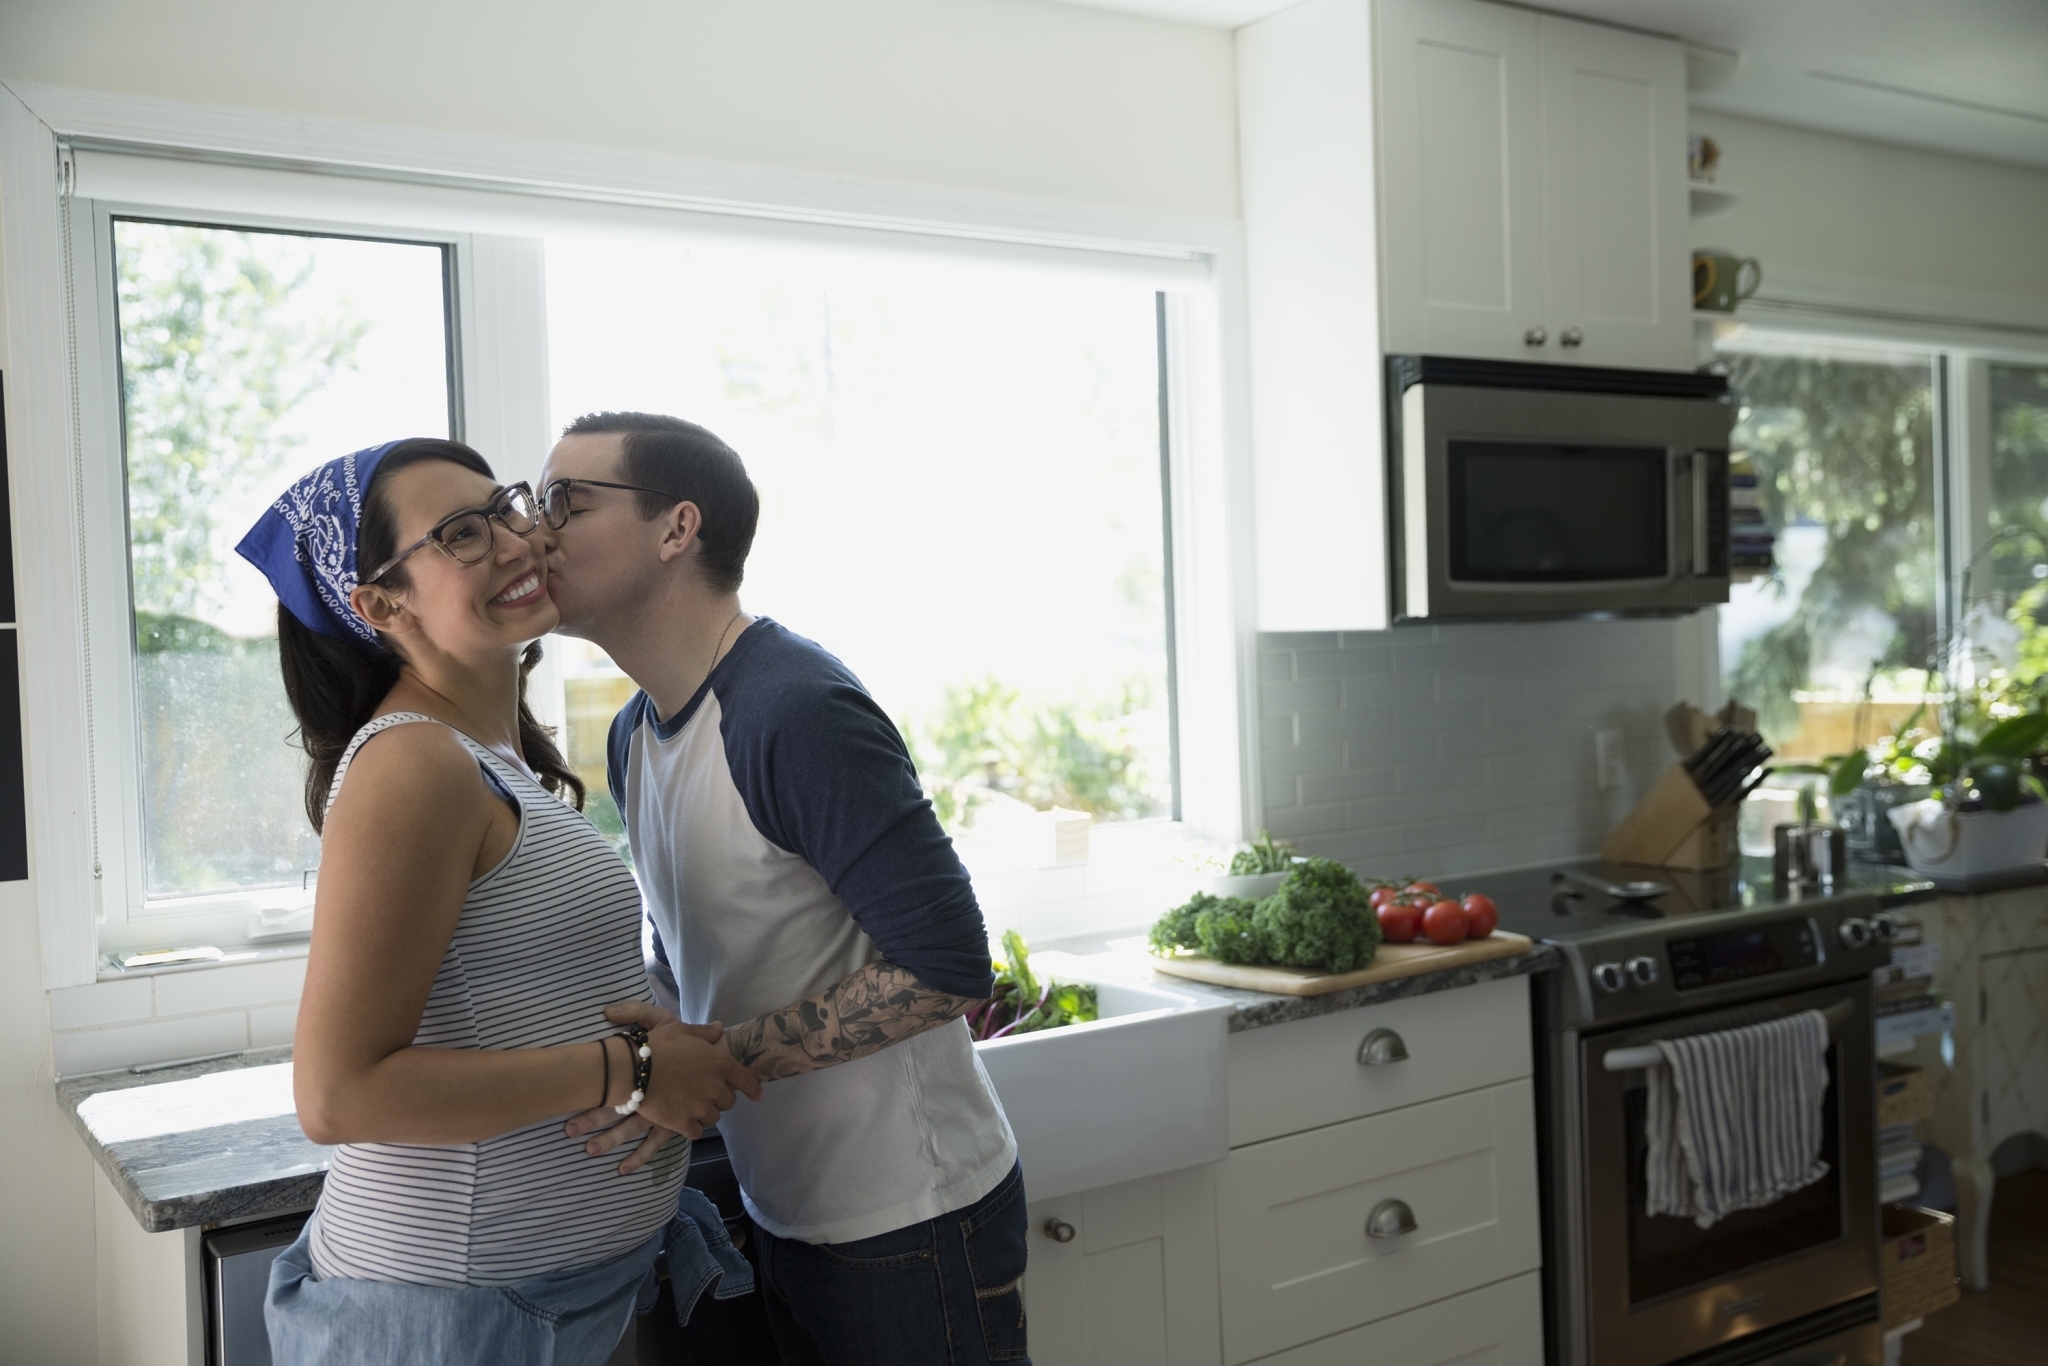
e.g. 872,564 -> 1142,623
719,959 -> 981,1082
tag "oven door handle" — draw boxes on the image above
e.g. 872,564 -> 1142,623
1601,998 -> 1854,1072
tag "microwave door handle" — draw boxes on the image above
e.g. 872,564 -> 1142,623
1602,998 -> 1855,1071
1691,451 -> 1710,577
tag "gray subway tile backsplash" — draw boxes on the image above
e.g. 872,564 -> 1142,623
1256,619 -> 1679,881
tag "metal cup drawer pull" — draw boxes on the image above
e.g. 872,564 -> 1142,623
1357,1028 -> 1409,1066
1042,1218 -> 1076,1243
1367,1199 -> 1419,1239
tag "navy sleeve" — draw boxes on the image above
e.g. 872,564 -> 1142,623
720,647 -> 993,1000
606,690 -> 648,811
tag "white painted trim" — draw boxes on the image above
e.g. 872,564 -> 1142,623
1741,265 -> 2048,354
1,86 -> 96,987
5,81 -> 1238,263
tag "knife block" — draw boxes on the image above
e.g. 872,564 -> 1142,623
1603,763 -> 1737,870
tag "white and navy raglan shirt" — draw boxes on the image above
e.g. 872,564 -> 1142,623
608,618 -> 1017,1245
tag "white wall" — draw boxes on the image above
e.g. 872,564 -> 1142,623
0,0 -> 1240,223
0,194 -> 100,1364
1689,111 -> 2048,325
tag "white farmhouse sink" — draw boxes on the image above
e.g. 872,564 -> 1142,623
973,955 -> 1234,1201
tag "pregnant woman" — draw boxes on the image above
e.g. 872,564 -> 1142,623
236,438 -> 761,1364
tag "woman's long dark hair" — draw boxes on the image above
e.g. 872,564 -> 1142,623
277,438 -> 585,831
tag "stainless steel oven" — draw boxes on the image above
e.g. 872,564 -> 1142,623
1518,882 -> 1899,1366
1386,355 -> 1734,622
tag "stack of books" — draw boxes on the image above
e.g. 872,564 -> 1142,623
1729,457 -> 1774,577
1873,920 -> 1941,1204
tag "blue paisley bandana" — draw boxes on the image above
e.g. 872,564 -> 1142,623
235,440 -> 410,645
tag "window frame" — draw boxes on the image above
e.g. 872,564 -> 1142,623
45,177 -> 1250,973
1703,319 -> 2048,720
64,197 -> 523,961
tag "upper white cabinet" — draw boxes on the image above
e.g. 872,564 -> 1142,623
1375,0 -> 1546,361
1376,0 -> 1691,368
1239,0 -> 1693,630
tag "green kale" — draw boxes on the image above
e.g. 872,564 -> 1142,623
1194,896 -> 1266,964
1148,893 -> 1212,953
1250,857 -> 1381,973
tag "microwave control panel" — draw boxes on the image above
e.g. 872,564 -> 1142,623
1667,918 -> 1820,991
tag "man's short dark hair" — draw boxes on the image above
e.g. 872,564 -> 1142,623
563,412 -> 760,592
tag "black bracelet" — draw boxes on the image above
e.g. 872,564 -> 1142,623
597,1036 -> 612,1111
613,1024 -> 653,1116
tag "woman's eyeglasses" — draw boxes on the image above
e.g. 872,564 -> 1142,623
363,482 -> 549,585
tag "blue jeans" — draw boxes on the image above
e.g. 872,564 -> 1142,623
266,1188 -> 751,1365
756,1162 -> 1031,1366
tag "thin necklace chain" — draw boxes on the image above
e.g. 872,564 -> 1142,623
710,609 -> 744,674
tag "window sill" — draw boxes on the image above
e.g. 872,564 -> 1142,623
96,941 -> 310,984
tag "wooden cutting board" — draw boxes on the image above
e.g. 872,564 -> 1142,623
1148,931 -> 1535,997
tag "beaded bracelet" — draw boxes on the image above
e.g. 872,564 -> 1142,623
613,1024 -> 653,1116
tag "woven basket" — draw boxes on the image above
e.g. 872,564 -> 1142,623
1881,1204 -> 1959,1328
1878,1063 -> 1936,1128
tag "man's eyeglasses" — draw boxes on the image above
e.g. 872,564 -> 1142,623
363,482 -> 547,585
538,477 -> 681,527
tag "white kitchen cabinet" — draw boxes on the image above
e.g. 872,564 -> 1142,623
1535,13 -> 1691,368
1239,0 -> 1693,629
1375,0 -> 1545,362
1226,973 -> 1530,1146
1249,1270 -> 1545,1366
1376,0 -> 1689,368
1023,1165 -> 1222,1366
1215,1080 -> 1542,1364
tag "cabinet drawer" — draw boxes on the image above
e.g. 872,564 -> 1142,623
1250,1270 -> 1542,1366
1216,1080 -> 1540,1365
1227,975 -> 1530,1146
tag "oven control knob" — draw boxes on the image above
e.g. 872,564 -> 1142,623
1591,961 -> 1628,994
1626,955 -> 1660,987
1837,918 -> 1874,950
1872,914 -> 1905,944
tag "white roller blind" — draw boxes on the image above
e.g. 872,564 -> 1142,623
72,148 -> 1214,289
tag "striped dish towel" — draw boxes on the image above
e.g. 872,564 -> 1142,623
1644,1008 -> 1831,1229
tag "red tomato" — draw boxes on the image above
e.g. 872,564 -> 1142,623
1405,881 -> 1442,897
1460,893 -> 1499,938
1422,900 -> 1468,945
1369,886 -> 1397,910
1377,902 -> 1421,944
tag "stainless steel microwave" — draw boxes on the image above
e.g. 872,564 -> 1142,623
1387,356 -> 1734,622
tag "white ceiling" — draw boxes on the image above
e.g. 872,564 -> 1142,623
1060,0 -> 2048,169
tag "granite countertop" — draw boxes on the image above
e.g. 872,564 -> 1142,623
58,1046 -> 327,1233
1186,942 -> 1561,1032
61,943 -> 1557,1232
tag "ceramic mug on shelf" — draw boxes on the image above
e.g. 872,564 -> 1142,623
1693,250 -> 1762,313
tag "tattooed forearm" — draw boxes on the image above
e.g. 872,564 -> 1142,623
722,960 -> 980,1082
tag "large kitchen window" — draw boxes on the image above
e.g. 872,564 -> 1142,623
544,237 -> 1177,857
65,179 -> 1187,961
1716,337 -> 2048,760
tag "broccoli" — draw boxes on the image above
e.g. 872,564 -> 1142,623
1148,857 -> 1380,974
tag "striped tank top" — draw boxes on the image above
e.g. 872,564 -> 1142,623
307,712 -> 688,1287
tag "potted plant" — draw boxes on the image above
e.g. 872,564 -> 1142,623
1883,712 -> 2048,881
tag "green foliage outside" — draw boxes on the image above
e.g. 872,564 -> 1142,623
901,675 -> 1161,831
117,225 -> 365,896
119,224 -> 366,621
1721,351 -> 1938,744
